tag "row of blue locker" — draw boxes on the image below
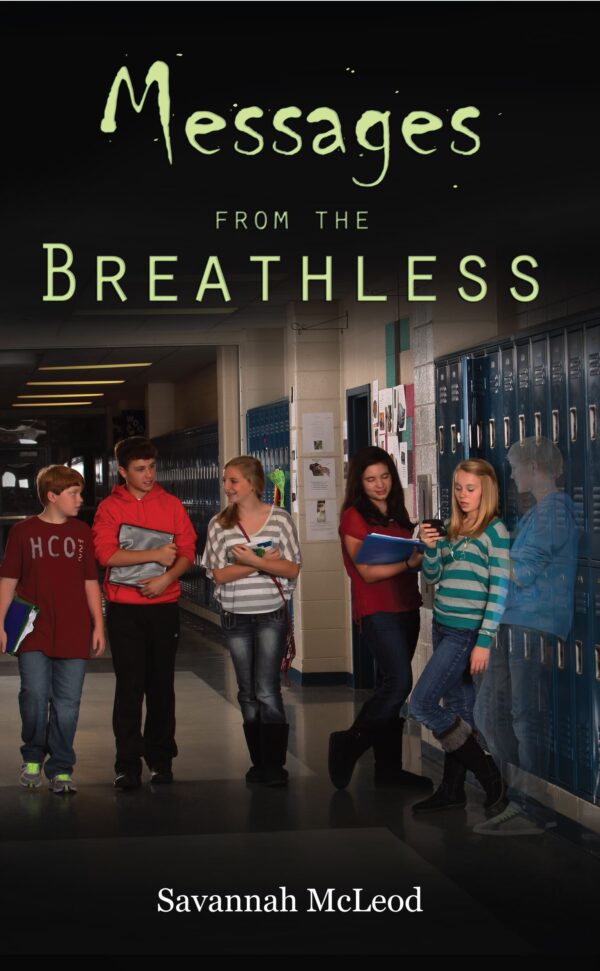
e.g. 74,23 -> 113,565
436,318 -> 600,560
436,317 -> 600,804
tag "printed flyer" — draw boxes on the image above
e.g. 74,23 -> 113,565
1,1 -> 599,957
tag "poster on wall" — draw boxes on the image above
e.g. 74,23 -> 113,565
301,412 -> 335,456
303,457 -> 337,499
0,0 -> 598,958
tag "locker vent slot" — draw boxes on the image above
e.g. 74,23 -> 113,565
552,409 -> 560,444
593,487 -> 600,531
519,368 -> 529,390
569,355 -> 582,379
534,364 -> 546,386
589,351 -> 600,377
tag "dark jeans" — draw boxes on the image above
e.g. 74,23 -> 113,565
410,620 -> 479,736
106,602 -> 180,775
18,651 -> 87,778
356,610 -> 420,724
221,606 -> 287,724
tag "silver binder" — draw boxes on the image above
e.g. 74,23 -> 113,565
108,523 -> 175,587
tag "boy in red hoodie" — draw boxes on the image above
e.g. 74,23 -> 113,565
93,437 -> 196,789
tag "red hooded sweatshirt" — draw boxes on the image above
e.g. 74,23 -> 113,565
92,483 -> 197,605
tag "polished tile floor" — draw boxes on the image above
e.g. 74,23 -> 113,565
1,614 -> 599,955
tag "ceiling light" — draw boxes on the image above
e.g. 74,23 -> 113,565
38,363 -> 152,370
27,380 -> 125,386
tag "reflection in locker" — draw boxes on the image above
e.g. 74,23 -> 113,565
435,315 -> 600,808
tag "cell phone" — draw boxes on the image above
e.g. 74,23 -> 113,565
422,518 -> 447,536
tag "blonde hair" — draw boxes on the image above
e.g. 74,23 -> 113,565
217,456 -> 265,529
447,458 -> 500,539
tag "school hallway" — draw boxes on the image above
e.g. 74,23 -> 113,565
0,612 -> 598,957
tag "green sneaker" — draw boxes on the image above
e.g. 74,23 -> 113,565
20,762 -> 42,788
49,773 -> 77,795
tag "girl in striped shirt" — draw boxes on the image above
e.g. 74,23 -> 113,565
410,459 -> 510,814
202,456 -> 301,787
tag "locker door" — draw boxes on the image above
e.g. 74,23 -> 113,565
466,355 -> 485,458
566,328 -> 587,554
554,623 -> 575,793
549,330 -> 568,485
591,569 -> 600,804
515,339 -> 532,446
436,361 -> 452,521
480,347 -> 504,510
531,334 -> 550,447
586,323 -> 600,563
501,343 -> 519,531
573,567 -> 594,799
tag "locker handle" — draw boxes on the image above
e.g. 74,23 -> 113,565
540,635 -> 547,665
450,424 -> 458,454
488,419 -> 496,449
518,414 -> 525,445
476,422 -> 483,450
523,630 -> 530,660
438,425 -> 445,455
590,404 -> 597,442
570,407 -> 577,443
557,639 -> 565,671
595,645 -> 600,682
534,412 -> 542,444
503,417 -> 511,449
575,639 -> 583,675
551,409 -> 560,444
468,424 -> 473,450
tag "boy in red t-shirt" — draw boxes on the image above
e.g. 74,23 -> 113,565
0,466 -> 105,793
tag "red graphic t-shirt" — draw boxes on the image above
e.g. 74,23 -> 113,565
0,517 -> 99,659
339,506 -> 422,622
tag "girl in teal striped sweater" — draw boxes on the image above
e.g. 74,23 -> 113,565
410,459 -> 510,814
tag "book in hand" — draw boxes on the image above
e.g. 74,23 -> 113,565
227,540 -> 274,563
108,523 -> 175,587
4,595 -> 39,655
355,533 -> 425,565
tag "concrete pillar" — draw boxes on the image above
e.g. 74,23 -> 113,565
146,382 -> 176,438
217,346 -> 240,502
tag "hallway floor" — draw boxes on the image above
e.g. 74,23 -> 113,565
1,614 -> 598,955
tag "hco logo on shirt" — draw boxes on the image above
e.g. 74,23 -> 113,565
30,535 -> 81,559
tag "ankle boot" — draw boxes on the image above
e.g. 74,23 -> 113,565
328,722 -> 374,790
451,733 -> 504,810
243,722 -> 263,784
260,723 -> 289,787
373,718 -> 433,790
412,753 -> 467,814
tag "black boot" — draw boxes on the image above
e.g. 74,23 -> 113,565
450,731 -> 505,810
373,718 -> 433,790
243,722 -> 263,784
260,723 -> 289,787
412,753 -> 467,814
328,722 -> 374,790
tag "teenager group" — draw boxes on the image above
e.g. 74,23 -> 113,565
0,434 -> 510,812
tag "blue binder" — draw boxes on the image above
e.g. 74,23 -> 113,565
355,533 -> 425,565
4,596 -> 39,655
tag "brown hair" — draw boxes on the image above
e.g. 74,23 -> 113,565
341,446 -> 412,530
115,436 -> 157,471
217,456 -> 265,529
37,465 -> 85,507
447,458 -> 500,539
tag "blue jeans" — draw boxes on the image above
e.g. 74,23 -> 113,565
18,651 -> 87,778
475,625 -> 552,810
221,607 -> 288,723
410,621 -> 479,737
357,610 -> 420,724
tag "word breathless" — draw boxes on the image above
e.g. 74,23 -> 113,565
99,60 -> 480,188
